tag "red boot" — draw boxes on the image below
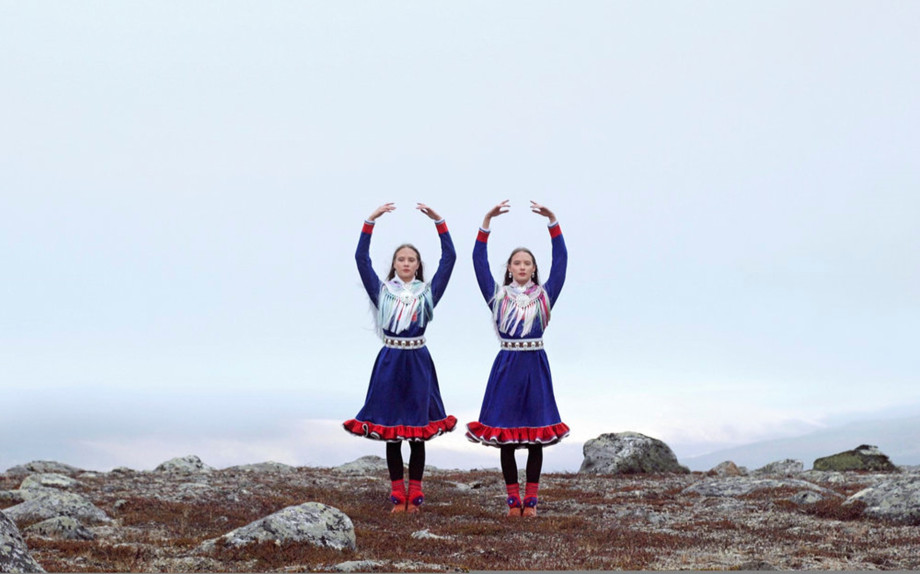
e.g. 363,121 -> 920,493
390,479 -> 407,513
522,482 -> 539,518
407,479 -> 424,513
506,483 -> 522,517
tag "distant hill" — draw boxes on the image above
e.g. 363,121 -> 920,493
683,414 -> 920,471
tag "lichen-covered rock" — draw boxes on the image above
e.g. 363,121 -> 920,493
788,490 -> 835,505
333,455 -> 389,475
224,462 -> 297,474
154,455 -> 214,475
579,432 -> 689,475
753,459 -> 803,477
5,461 -> 82,479
3,491 -> 111,525
0,490 -> 25,504
813,445 -> 898,472
707,461 -> 747,477
20,474 -> 81,492
411,528 -> 452,540
0,511 -> 45,573
844,477 -> 920,524
737,560 -> 778,571
201,502 -> 355,551
330,560 -> 386,572
23,516 -> 96,541
682,477 -> 832,498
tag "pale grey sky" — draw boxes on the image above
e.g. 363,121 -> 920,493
2,1 -> 918,472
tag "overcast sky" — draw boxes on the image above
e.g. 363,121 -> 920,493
2,1 -> 918,473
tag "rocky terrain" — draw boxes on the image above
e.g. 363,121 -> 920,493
3,436 -> 920,572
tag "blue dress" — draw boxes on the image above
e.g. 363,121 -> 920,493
466,222 -> 570,448
343,219 -> 457,442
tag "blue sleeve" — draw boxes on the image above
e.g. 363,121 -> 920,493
543,224 -> 567,306
355,222 -> 382,308
472,229 -> 496,304
430,223 -> 456,307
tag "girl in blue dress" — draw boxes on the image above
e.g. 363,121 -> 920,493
344,202 -> 457,513
466,200 -> 569,517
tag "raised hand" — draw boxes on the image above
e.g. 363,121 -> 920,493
368,203 -> 396,221
483,200 -> 510,229
416,203 -> 442,221
530,201 -> 557,225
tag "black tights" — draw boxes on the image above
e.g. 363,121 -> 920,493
500,444 -> 543,485
386,441 -> 425,482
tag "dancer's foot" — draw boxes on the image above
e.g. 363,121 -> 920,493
506,494 -> 523,517
390,479 -> 407,514
522,496 -> 538,517
407,491 -> 424,514
407,480 -> 424,514
390,490 -> 408,514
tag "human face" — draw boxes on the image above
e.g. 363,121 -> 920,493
507,250 -> 535,286
394,247 -> 420,283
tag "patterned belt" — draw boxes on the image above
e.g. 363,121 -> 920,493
500,338 -> 544,351
383,336 -> 426,349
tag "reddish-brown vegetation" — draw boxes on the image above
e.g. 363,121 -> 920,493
5,467 -> 920,571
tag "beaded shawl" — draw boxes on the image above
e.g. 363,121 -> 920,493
492,281 -> 550,337
377,279 -> 433,336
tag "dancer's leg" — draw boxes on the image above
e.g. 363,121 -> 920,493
407,441 -> 426,511
386,442 -> 407,512
500,445 -> 522,515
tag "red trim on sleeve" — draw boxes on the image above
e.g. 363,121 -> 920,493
436,221 -> 449,235
362,222 -> 375,234
477,229 -> 490,243
548,223 -> 562,238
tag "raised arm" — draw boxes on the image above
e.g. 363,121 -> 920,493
417,204 -> 456,306
472,201 -> 509,303
355,203 -> 395,307
532,201 -> 567,305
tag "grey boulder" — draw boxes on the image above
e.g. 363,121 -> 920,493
683,477 -> 834,498
23,516 -> 96,541
154,455 -> 214,475
753,459 -> 803,477
224,462 -> 297,474
201,502 -> 356,551
844,477 -> 920,524
330,560 -> 387,572
3,491 -> 111,525
19,474 -> 81,492
0,512 -> 45,573
5,461 -> 82,479
333,455 -> 389,476
579,432 -> 689,474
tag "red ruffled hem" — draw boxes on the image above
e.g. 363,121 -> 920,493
465,421 -> 570,448
343,416 -> 458,442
